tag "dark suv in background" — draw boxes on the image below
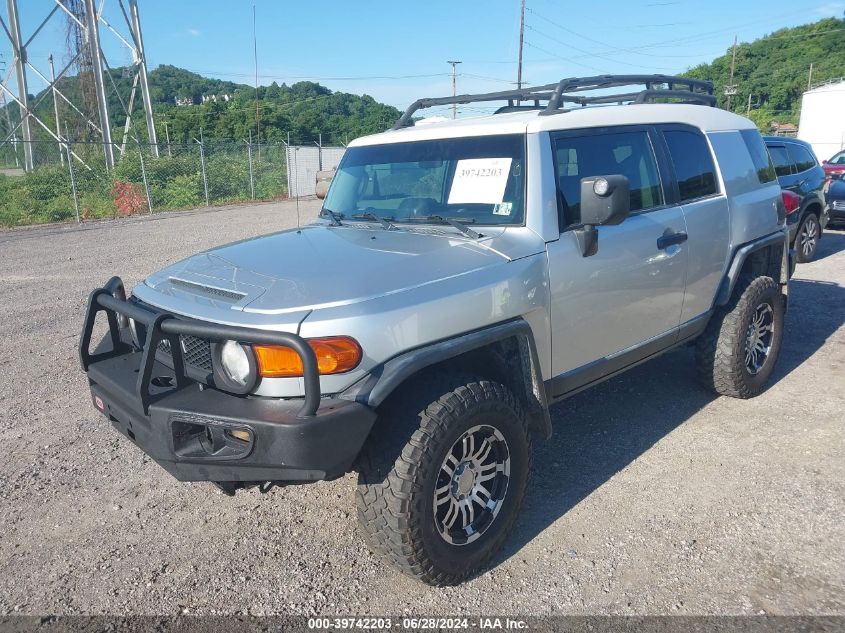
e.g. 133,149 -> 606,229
764,137 -> 828,262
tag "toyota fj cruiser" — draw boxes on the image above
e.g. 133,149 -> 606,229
80,75 -> 794,586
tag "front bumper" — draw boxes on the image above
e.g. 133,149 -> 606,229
828,201 -> 845,224
81,278 -> 376,485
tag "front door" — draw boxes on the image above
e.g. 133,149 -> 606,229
545,126 -> 688,385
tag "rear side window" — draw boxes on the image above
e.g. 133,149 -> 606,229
768,145 -> 793,177
740,129 -> 777,184
663,130 -> 718,201
553,130 -> 663,227
788,144 -> 817,173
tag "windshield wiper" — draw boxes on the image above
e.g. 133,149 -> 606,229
321,208 -> 343,226
351,212 -> 397,231
402,215 -> 483,239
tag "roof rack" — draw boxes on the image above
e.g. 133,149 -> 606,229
393,74 -> 716,129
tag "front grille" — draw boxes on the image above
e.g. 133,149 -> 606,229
833,200 -> 845,211
157,335 -> 213,372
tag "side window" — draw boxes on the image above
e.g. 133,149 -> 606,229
740,129 -> 777,184
553,130 -> 664,227
768,146 -> 794,177
831,151 -> 845,165
662,130 -> 718,201
787,145 -> 817,173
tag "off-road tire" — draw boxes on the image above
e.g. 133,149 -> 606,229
795,213 -> 820,263
356,373 -> 532,586
695,275 -> 784,398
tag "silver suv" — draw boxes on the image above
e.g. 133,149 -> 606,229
80,75 -> 794,586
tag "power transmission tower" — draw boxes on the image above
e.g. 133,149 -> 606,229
0,0 -> 159,170
725,35 -> 738,111
448,60 -> 461,119
0,52 -> 19,167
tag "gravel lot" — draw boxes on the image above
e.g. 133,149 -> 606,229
0,201 -> 843,617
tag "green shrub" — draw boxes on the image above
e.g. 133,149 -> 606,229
80,191 -> 116,220
205,152 -> 250,202
161,173 -> 203,209
23,165 -> 71,201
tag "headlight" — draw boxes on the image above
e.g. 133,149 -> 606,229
220,340 -> 251,385
213,340 -> 257,393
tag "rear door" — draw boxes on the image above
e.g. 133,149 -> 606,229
657,125 -> 730,323
545,126 -> 688,379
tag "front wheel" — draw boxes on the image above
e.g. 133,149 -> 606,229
356,375 -> 531,586
695,275 -> 785,398
795,213 -> 820,263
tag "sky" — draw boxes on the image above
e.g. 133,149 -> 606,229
2,0 -> 844,119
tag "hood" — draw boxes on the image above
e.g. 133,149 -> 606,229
139,225 -> 513,317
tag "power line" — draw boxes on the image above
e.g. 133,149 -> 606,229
525,4 -> 839,60
181,69 -> 453,82
522,41 -> 609,74
526,24 -> 680,71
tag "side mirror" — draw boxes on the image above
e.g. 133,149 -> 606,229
315,169 -> 335,200
574,175 -> 630,257
822,159 -> 828,165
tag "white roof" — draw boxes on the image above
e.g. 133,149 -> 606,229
350,104 -> 756,147
803,79 -> 845,95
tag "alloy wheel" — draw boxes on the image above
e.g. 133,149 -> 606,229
745,302 -> 775,375
433,425 -> 510,546
800,217 -> 818,259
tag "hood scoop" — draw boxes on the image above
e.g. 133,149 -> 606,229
168,277 -> 247,302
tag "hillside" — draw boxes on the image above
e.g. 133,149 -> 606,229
4,64 -> 401,146
685,16 -> 845,129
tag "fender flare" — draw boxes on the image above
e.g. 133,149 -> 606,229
340,319 -> 552,438
714,229 -> 790,307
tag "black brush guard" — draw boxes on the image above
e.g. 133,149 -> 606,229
79,276 -> 321,418
78,277 -> 377,486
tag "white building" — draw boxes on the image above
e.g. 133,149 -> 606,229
798,80 -> 845,162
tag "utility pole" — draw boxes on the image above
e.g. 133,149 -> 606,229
725,35 -> 738,111
448,60 -> 461,119
48,55 -> 64,164
517,0 -> 526,90
746,92 -> 753,116
6,0 -> 33,170
807,63 -> 814,90
253,4 -> 261,159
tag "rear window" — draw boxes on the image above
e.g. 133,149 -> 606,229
740,130 -> 777,184
767,145 -> 793,177
787,144 -> 817,173
663,130 -> 718,201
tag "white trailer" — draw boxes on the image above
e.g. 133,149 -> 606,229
798,80 -> 845,163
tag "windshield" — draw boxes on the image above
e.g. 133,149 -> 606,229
322,134 -> 526,226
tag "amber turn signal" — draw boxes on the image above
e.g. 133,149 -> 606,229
253,336 -> 362,377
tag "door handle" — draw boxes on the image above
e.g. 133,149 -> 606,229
657,231 -> 688,250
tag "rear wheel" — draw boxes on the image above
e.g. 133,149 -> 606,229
356,374 -> 531,586
695,276 -> 784,398
795,213 -> 820,263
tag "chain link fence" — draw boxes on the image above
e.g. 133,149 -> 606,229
286,144 -> 346,198
0,138 -> 345,227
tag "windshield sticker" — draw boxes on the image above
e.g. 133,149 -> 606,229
447,158 -> 513,205
493,202 -> 513,216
